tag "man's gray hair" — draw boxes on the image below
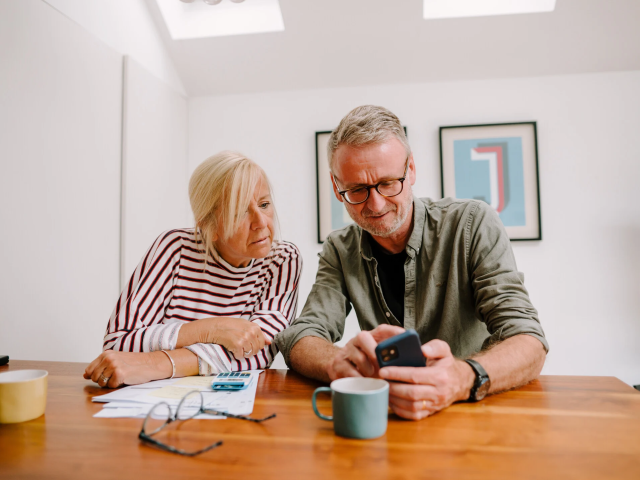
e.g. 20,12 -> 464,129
327,105 -> 411,171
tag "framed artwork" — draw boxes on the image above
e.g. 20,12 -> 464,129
316,131 -> 351,243
315,128 -> 408,243
439,122 -> 542,241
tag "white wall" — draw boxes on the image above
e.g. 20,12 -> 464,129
42,0 -> 185,96
188,70 -> 640,384
121,57 -> 189,284
0,0 -> 122,362
0,0 -> 190,363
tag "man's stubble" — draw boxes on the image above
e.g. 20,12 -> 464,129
347,192 -> 413,238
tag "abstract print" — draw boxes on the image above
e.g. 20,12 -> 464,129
454,137 -> 526,227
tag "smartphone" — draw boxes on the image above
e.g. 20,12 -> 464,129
375,330 -> 426,368
0,355 -> 8,367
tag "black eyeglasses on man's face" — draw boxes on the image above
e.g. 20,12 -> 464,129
332,155 -> 410,205
139,390 -> 276,457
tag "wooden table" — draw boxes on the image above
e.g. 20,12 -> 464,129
1,361 -> 639,479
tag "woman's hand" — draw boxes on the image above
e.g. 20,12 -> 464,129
83,351 -> 172,388
212,318 -> 271,360
178,317 -> 271,360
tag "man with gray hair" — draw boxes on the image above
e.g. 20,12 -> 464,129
275,105 -> 548,420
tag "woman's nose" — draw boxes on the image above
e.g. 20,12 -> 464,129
251,209 -> 268,229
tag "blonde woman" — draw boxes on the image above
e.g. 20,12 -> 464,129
84,152 -> 301,388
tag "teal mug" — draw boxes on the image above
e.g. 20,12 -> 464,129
312,377 -> 389,439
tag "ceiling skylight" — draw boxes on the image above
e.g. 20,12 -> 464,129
155,0 -> 284,40
423,0 -> 556,20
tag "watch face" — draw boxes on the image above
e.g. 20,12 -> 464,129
475,378 -> 491,401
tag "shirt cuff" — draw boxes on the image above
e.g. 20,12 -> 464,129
250,310 -> 289,339
185,343 -> 233,375
482,328 -> 549,353
143,322 -> 183,352
275,325 -> 333,368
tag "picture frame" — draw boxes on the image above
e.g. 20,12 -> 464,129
315,131 -> 350,243
315,128 -> 408,243
439,122 -> 542,241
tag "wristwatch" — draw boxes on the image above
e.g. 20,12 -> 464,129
465,359 -> 491,402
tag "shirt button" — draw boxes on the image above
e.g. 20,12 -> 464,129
386,312 -> 390,317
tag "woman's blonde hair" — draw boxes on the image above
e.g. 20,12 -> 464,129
189,151 -> 277,264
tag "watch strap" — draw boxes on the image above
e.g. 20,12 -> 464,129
465,358 -> 490,402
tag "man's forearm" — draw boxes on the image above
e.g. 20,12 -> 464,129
288,336 -> 338,383
471,334 -> 546,395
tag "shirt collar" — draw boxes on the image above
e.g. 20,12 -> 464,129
359,229 -> 373,261
358,196 -> 424,260
406,196 -> 425,257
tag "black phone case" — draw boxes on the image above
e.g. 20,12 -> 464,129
375,330 -> 426,368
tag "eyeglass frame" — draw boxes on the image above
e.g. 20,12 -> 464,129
332,154 -> 411,205
138,390 -> 276,457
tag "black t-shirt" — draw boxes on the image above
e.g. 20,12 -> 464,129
370,238 -> 407,326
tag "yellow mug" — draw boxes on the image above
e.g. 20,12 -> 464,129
0,370 -> 48,423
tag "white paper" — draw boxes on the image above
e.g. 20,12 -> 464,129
94,406 -> 150,418
92,371 -> 263,419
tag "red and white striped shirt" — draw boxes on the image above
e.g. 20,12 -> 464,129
103,229 -> 302,375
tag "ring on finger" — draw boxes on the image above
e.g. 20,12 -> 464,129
99,374 -> 110,385
243,349 -> 253,358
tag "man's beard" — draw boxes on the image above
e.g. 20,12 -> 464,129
347,194 -> 413,238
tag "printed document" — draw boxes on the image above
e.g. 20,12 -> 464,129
92,370 -> 263,419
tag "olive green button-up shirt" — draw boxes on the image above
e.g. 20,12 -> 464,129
275,197 -> 548,365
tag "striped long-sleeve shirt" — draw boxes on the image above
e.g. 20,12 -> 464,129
103,229 -> 302,375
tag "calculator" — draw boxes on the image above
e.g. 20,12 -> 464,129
211,372 -> 252,391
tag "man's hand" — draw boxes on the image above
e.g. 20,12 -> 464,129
290,331 -> 546,418
327,324 -> 405,380
379,339 -> 475,420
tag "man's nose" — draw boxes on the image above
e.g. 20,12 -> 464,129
365,188 -> 387,212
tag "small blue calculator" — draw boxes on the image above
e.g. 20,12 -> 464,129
211,372 -> 252,391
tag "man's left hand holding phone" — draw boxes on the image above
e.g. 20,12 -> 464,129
328,325 -> 473,420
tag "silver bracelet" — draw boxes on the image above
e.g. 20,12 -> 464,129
160,350 -> 176,379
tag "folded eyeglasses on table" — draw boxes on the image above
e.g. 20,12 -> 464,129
139,390 -> 276,456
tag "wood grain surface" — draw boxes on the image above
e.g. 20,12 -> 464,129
0,360 -> 639,479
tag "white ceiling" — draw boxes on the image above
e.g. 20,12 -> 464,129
144,0 -> 640,97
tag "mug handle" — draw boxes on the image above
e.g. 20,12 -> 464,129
312,387 -> 333,421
